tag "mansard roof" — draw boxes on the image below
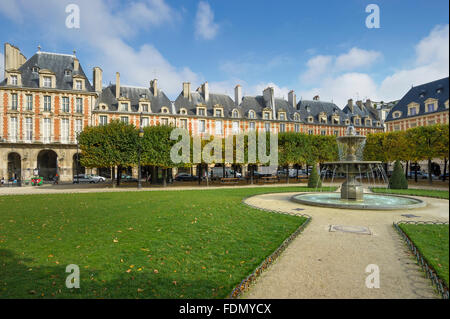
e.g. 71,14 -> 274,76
96,85 -> 172,113
385,77 -> 449,122
174,91 -> 236,116
297,99 -> 348,124
0,51 -> 94,92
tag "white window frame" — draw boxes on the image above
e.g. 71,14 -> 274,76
10,117 -> 18,142
76,98 -> 83,113
25,117 -> 33,142
11,93 -> 18,110
62,97 -> 70,113
232,121 -> 240,134
99,115 -> 108,126
215,120 -> 223,135
26,94 -> 33,111
44,96 -> 51,112
43,76 -> 52,88
43,118 -> 51,143
61,118 -> 70,143
198,119 -> 206,133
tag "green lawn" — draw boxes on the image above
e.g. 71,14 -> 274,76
372,187 -> 449,200
399,224 -> 449,286
0,186 -> 332,299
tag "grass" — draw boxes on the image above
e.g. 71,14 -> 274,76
399,224 -> 449,287
371,187 -> 449,200
0,186 -> 334,299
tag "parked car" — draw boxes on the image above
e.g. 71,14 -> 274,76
87,174 -> 106,182
73,174 -> 97,184
175,173 -> 198,181
440,173 -> 449,181
120,175 -> 138,183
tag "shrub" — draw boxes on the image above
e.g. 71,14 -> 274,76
308,164 -> 322,188
389,160 -> 408,189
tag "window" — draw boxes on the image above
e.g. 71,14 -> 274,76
280,123 -> 286,132
249,122 -> 255,131
333,117 -> 339,124
32,66 -> 39,73
308,116 -> 313,123
354,118 -> 360,125
180,109 -> 187,115
120,103 -> 128,112
308,129 -> 313,135
294,114 -> 300,121
232,121 -> 240,133
76,98 -> 83,113
279,113 -> 285,121
10,117 -> 18,142
162,107 -> 169,114
62,97 -> 70,112
99,115 -> 108,125
294,124 -> 300,132
25,117 -> 32,142
26,95 -> 33,111
75,80 -> 82,90
120,117 -> 128,124
393,111 -> 401,118
263,112 -> 270,120
215,120 -> 223,135
264,122 -> 270,132
427,103 -> 436,112
43,76 -> 52,88
161,118 -> 169,126
180,119 -> 187,129
394,124 -> 400,131
409,107 -> 417,116
61,118 -> 69,143
321,130 -> 326,136
365,119 -> 371,126
141,117 -> 149,127
65,70 -> 71,76
43,118 -> 51,143
44,96 -> 51,112
141,104 -> 149,112
75,119 -> 83,135
11,75 -> 18,85
249,110 -> 256,119
428,120 -> 436,125
198,120 -> 206,133
410,122 -> 417,128
11,93 -> 18,110
197,108 -> 205,116
333,130 -> 339,136
232,110 -> 239,118
215,109 -> 222,117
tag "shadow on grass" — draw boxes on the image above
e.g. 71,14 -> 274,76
0,249 -> 228,299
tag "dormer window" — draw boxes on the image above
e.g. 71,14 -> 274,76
120,102 -> 128,112
305,106 -> 310,113
214,108 -> 223,117
377,121 -> 381,126
232,109 -> 239,118
392,111 -> 402,118
162,107 -> 170,114
365,119 -> 371,126
75,80 -> 82,90
43,76 -> 52,88
408,103 -> 419,116
345,119 -> 350,125
332,116 -> 339,124
308,116 -> 313,123
294,113 -> 300,121
32,66 -> 39,73
141,103 -> 149,112
419,90 -> 426,98
279,113 -> 286,121
197,107 -> 206,116
426,103 -> 436,112
180,108 -> 187,115
10,75 -> 18,86
263,111 -> 271,120
248,110 -> 256,119
354,118 -> 361,125
65,69 -> 72,76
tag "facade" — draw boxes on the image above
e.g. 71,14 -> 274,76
385,77 -> 449,132
1,43 -> 384,183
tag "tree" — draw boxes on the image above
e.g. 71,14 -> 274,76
308,163 -> 322,188
389,160 -> 408,189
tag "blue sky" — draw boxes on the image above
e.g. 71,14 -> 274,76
0,0 -> 448,106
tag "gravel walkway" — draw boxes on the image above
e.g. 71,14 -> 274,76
243,192 -> 449,299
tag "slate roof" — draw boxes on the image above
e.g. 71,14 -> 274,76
174,91 -> 236,116
96,85 -> 172,114
0,51 -> 94,92
341,101 -> 381,128
385,77 -> 449,122
239,95 -> 299,120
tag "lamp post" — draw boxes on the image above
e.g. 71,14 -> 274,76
76,131 -> 79,182
138,113 -> 144,189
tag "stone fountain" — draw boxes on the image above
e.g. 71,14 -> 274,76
290,126 -> 426,210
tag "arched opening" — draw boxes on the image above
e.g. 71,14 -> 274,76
73,153 -> 85,176
37,150 -> 58,181
7,152 -> 21,181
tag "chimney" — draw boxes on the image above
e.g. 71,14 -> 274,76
288,90 -> 296,108
356,100 -> 363,110
4,43 -> 26,77
183,82 -> 191,100
93,67 -> 103,93
115,72 -> 120,99
263,87 -> 276,119
313,95 -> 320,101
365,98 -> 372,108
73,58 -> 79,72
234,85 -> 242,106
150,79 -> 158,97
347,99 -> 354,112
202,82 -> 209,102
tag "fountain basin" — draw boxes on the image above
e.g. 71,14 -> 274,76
290,192 -> 426,210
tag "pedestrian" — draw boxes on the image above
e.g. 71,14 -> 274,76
54,173 -> 59,185
1,177 -> 4,186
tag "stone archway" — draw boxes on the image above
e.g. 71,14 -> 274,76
7,152 -> 21,180
37,150 -> 58,181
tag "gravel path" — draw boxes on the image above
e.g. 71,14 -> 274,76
243,192 -> 449,299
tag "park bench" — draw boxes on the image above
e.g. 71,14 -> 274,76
220,177 -> 239,184
261,176 -> 279,183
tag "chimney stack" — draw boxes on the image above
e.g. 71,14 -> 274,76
347,99 -> 354,112
288,90 -> 296,108
4,43 -> 26,78
234,85 -> 242,106
115,72 -> 120,99
202,82 -> 209,102
150,79 -> 158,97
313,95 -> 320,101
365,98 -> 372,108
263,87 -> 276,119
93,67 -> 103,93
356,100 -> 363,110
73,58 -> 79,72
183,82 -> 191,100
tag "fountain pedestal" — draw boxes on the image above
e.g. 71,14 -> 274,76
341,174 -> 363,201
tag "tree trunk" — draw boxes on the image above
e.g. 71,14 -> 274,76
206,166 -> 209,187
443,158 -> 448,182
116,165 -> 121,186
151,166 -> 157,184
405,161 -> 409,179
414,162 -> 418,183
428,158 -> 433,185
286,165 -> 289,184
111,166 -> 116,188
198,165 -> 202,185
222,165 -> 225,178
250,165 -> 254,184
162,168 -> 167,187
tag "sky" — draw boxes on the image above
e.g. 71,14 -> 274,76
0,0 -> 448,107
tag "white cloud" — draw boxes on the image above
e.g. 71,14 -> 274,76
301,55 -> 333,82
195,1 -> 219,40
252,82 -> 292,99
335,47 -> 381,72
